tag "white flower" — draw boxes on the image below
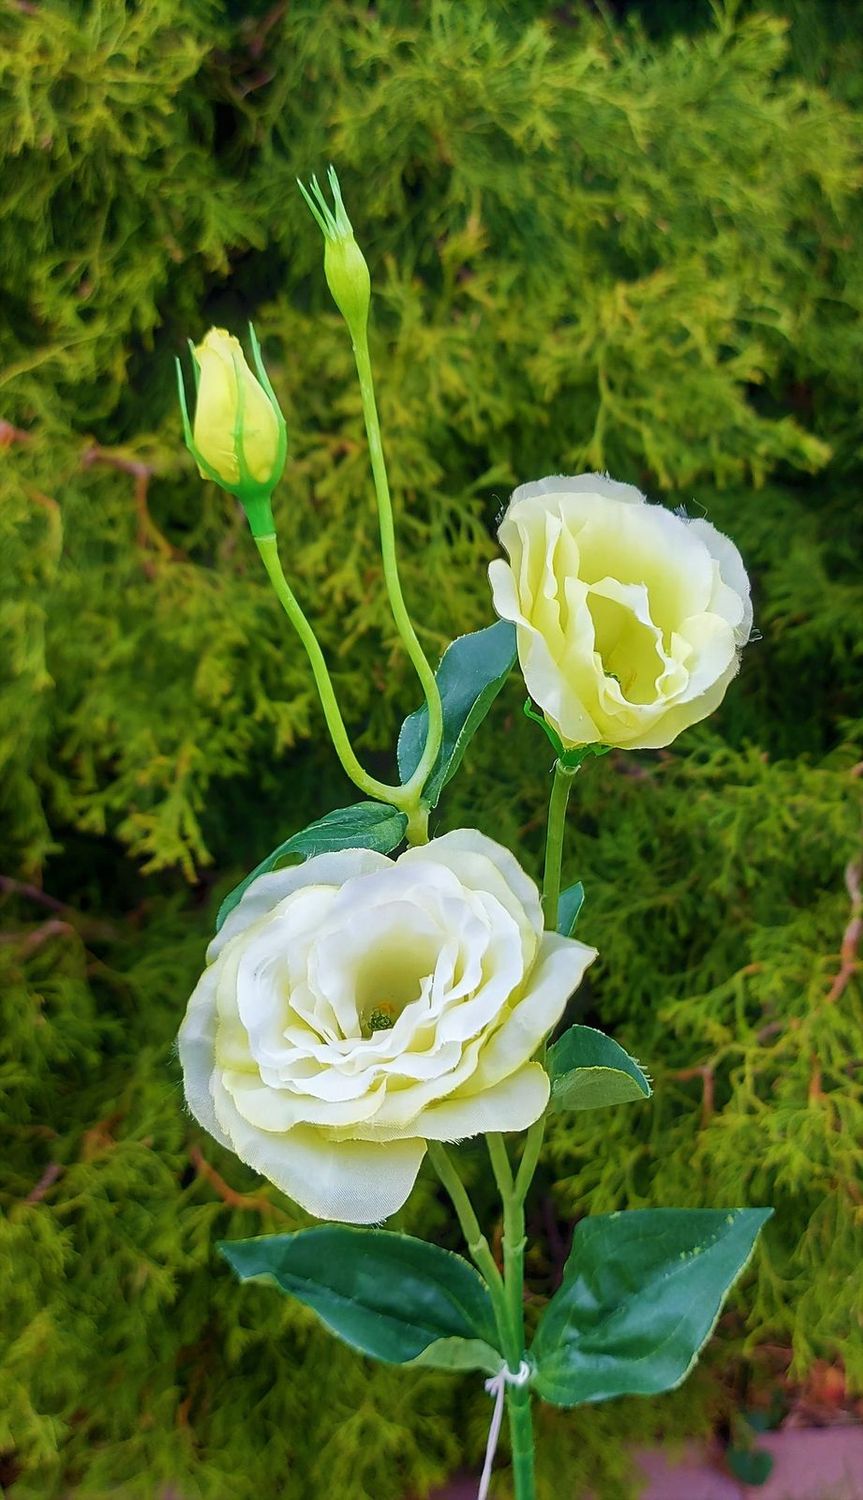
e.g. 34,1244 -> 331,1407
489,474 -> 753,751
179,830 -> 595,1223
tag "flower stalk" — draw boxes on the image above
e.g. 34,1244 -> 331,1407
298,167 -> 444,804
254,534 -> 431,828
541,760 -> 579,930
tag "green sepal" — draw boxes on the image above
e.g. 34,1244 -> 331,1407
531,1207 -> 773,1407
219,1226 -> 501,1369
557,881 -> 585,936
547,1024 -> 652,1111
522,700 -> 612,770
397,619 -> 516,807
215,801 -> 407,932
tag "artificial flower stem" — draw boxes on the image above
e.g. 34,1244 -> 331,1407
255,533 -> 417,812
431,1143 -> 536,1494
492,1139 -> 537,1500
541,760 -> 578,930
507,1387 -> 536,1500
515,1115 -> 546,1203
427,1144 -> 507,1313
351,329 -> 444,798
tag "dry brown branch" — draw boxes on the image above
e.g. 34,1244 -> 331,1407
0,418 -> 32,446
81,443 -> 183,565
669,1063 -> 715,1126
825,857 -> 862,1005
24,1163 -> 63,1204
188,1143 -> 291,1221
0,875 -> 117,941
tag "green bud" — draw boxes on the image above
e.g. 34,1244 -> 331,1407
298,166 -> 371,336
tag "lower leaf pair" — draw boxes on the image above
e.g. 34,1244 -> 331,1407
221,1206 -> 771,1406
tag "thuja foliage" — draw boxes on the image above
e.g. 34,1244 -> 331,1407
1,2 -> 861,1497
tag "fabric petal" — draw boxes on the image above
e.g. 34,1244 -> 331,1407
417,1062 -> 550,1140
472,932 -> 597,1091
687,517 -> 753,645
212,1074 -> 425,1223
177,964 -> 233,1150
209,848 -> 392,961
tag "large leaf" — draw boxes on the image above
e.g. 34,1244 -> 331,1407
557,881 -> 585,937
397,620 -> 516,807
531,1207 -> 772,1406
215,801 -> 407,932
220,1226 -> 501,1370
547,1024 -> 651,1111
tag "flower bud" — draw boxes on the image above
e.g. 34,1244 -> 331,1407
176,324 -> 287,536
298,167 -> 371,335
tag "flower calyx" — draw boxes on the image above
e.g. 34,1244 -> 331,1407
297,166 -> 371,338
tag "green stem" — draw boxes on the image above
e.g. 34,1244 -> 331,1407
541,760 -> 578,930
255,533 -> 420,817
487,1133 -> 540,1500
427,1143 -> 508,1320
515,1116 -> 546,1203
352,329 -> 444,799
507,1388 -> 536,1500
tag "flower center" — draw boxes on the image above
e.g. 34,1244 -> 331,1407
365,1004 -> 397,1036
587,592 -> 663,703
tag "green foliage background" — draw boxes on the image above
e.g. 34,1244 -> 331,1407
1,1 -> 861,1495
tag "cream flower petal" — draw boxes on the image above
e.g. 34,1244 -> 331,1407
415,1062 -> 550,1140
688,517 -> 753,645
472,932 -> 597,1091
401,828 -> 544,941
212,1073 -> 425,1222
177,966 -> 232,1150
210,848 -> 392,961
509,472 -> 647,509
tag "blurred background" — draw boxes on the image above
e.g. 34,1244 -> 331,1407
1,1 -> 861,1496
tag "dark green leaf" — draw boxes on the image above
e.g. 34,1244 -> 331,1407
220,1226 -> 501,1368
408,1336 -> 502,1376
531,1207 -> 772,1406
397,620 -> 516,807
547,1024 -> 651,1111
727,1448 -> 774,1485
557,882 -> 585,936
215,802 -> 407,932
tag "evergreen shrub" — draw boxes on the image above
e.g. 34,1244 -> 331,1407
1,2 -> 861,1496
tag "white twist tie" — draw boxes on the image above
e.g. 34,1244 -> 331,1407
478,1359 -> 532,1500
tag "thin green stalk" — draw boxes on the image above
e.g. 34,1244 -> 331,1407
351,329 -> 444,797
487,1135 -> 522,1344
434,1138 -> 538,1499
495,1141 -> 537,1499
541,760 -> 578,929
255,533 -> 420,817
427,1143 -> 507,1318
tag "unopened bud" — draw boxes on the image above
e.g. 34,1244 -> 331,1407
176,324 -> 287,536
298,167 -> 371,336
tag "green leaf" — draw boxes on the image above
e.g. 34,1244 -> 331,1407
531,1207 -> 773,1407
397,620 -> 516,807
215,802 -> 407,932
557,881 -> 585,936
219,1226 -> 501,1368
408,1336 -> 502,1376
547,1024 -> 651,1111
